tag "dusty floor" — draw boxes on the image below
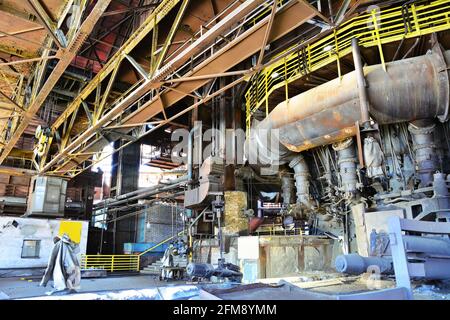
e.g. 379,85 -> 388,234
1,273 -> 450,300
0,274 -> 184,299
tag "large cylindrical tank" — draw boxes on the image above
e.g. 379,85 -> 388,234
246,49 -> 450,165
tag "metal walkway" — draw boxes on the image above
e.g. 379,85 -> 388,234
245,0 -> 450,133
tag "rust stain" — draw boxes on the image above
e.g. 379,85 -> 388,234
281,127 -> 357,153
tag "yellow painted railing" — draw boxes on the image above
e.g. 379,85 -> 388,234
80,231 -> 185,272
245,0 -> 450,133
138,230 -> 185,257
81,254 -> 140,272
255,225 -> 305,236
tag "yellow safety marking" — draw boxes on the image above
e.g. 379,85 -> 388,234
59,221 -> 82,244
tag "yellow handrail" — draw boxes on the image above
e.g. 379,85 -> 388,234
81,254 -> 140,272
138,230 -> 185,257
80,231 -> 185,272
245,0 -> 450,132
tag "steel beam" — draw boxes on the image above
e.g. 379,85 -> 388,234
94,60 -> 122,121
43,0 -> 318,176
0,91 -> 24,111
335,0 -> 352,25
101,4 -> 158,17
151,0 -> 266,84
50,0 -> 184,132
162,70 -> 251,83
41,0 -> 269,173
0,30 -> 59,53
26,0 -> 65,48
0,26 -> 45,39
0,56 -> 58,67
257,0 -> 278,67
300,0 -> 332,25
0,0 -> 112,165
79,14 -> 133,55
0,166 -> 37,176
151,0 -> 191,76
50,75 -> 246,177
124,55 -> 149,80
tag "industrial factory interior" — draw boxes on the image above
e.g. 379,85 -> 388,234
1,0 -> 450,303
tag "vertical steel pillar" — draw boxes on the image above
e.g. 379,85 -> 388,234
351,38 -> 371,128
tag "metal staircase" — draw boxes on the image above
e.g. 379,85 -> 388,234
140,255 -> 188,275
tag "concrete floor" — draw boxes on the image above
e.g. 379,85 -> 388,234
0,274 -> 184,299
2,273 -> 450,300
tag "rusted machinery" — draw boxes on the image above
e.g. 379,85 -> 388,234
242,38 -> 450,257
186,260 -> 243,282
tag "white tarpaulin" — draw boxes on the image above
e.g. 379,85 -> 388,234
39,234 -> 81,294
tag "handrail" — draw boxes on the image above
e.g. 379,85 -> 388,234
80,231 -> 185,272
138,230 -> 185,257
81,254 -> 140,272
244,0 -> 450,133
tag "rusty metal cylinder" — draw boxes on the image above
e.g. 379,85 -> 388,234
408,122 -> 439,187
246,48 -> 450,164
249,216 -> 264,233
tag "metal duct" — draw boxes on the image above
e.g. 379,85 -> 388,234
246,47 -> 450,164
289,155 -> 315,208
280,171 -> 294,205
408,121 -> 439,187
332,138 -> 358,196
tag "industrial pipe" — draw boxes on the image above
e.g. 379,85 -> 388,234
246,47 -> 450,164
99,182 -> 186,208
337,235 -> 450,276
336,253 -> 450,280
433,173 -> 450,220
280,171 -> 294,206
186,263 -> 215,278
186,262 -> 242,280
332,138 -> 358,196
188,128 -> 195,183
351,38 -> 370,127
94,175 -> 188,209
408,121 -> 440,187
403,235 -> 450,257
335,254 -> 394,275
289,155 -> 315,209
186,126 -> 193,219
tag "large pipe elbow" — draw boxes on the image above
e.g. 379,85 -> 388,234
289,155 -> 315,209
246,47 -> 450,160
